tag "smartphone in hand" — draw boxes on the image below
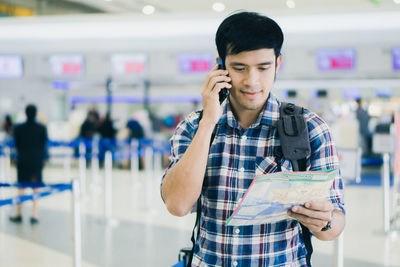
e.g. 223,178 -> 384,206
217,58 -> 229,104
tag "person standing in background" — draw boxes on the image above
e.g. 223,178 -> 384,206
355,98 -> 372,156
78,110 -> 98,163
9,104 -> 47,224
1,114 -> 14,139
126,117 -> 145,169
98,112 -> 117,167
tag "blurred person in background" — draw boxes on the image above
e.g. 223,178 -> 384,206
77,110 -> 98,162
355,98 -> 372,156
98,112 -> 117,167
1,114 -> 14,140
9,104 -> 47,224
126,117 -> 145,170
79,110 -> 98,139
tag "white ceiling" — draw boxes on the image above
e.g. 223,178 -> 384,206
68,0 -> 400,16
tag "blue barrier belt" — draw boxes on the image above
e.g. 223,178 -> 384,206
0,183 -> 72,207
0,182 -> 70,188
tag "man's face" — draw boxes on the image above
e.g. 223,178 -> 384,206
225,48 -> 282,113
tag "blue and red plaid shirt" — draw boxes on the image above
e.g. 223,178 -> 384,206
162,93 -> 345,267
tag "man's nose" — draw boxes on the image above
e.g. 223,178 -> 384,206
243,69 -> 259,88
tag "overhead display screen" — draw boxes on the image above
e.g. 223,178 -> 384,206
374,88 -> 392,98
111,53 -> 147,76
392,48 -> 400,71
178,52 -> 214,73
342,88 -> 361,100
49,54 -> 84,76
317,49 -> 356,71
0,55 -> 23,78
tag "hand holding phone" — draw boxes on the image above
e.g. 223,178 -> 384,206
217,58 -> 230,104
199,58 -> 231,126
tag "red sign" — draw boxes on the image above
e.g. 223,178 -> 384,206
125,62 -> 145,73
62,63 -> 82,75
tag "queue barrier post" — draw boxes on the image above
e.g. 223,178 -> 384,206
130,139 -> 139,181
91,138 -> 100,186
382,153 -> 391,233
333,232 -> 344,267
103,151 -> 118,227
145,146 -> 153,209
72,179 -> 82,267
4,146 -> 11,183
78,142 -> 87,197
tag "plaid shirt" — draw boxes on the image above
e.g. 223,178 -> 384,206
162,93 -> 345,267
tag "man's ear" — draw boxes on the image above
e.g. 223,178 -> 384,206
275,54 -> 283,72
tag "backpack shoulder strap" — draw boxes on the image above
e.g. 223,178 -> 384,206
277,102 -> 313,267
277,102 -> 311,172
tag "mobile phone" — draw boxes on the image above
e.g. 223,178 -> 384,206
217,58 -> 229,104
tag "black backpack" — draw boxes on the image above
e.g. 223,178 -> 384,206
178,102 -> 313,267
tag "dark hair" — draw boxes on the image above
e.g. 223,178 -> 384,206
215,11 -> 284,65
25,104 -> 37,120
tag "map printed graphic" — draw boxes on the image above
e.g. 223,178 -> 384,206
226,169 -> 338,226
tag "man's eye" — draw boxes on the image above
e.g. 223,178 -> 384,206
233,68 -> 245,72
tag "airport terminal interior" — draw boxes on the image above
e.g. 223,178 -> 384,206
0,0 -> 400,266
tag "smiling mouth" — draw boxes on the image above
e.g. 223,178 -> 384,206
241,91 -> 260,97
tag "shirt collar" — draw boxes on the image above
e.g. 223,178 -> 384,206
217,92 -> 280,128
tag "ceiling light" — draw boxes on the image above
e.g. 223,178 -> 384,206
104,0 -> 112,1
394,0 -> 400,4
212,2 -> 225,12
142,5 -> 155,15
286,0 -> 296,8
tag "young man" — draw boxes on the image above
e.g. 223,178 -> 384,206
161,12 -> 345,266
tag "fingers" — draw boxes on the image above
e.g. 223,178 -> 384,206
287,201 -> 334,232
202,65 -> 231,93
303,200 -> 334,212
287,210 -> 328,230
206,74 -> 231,93
289,205 -> 332,222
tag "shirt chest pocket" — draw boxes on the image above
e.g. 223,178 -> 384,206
255,156 -> 292,176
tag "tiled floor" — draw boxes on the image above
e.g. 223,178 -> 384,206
1,165 -> 399,267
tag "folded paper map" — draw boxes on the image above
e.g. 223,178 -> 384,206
226,169 -> 338,226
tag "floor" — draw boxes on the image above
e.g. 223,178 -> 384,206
0,164 -> 399,267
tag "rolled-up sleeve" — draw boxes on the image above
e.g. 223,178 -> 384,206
160,112 -> 199,201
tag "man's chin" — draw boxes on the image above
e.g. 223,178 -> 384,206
239,102 -> 263,111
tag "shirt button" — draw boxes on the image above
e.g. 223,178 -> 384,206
233,260 -> 238,266
240,167 -> 245,172
242,135 -> 247,141
235,228 -> 240,234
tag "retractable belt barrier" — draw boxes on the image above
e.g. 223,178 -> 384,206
0,138 -> 171,160
0,182 -> 72,207
0,180 -> 82,267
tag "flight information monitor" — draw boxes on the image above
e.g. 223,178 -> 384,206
374,88 -> 392,98
392,48 -> 400,71
111,53 -> 147,76
49,54 -> 84,76
177,52 -> 214,73
342,88 -> 361,100
0,55 -> 23,78
317,49 -> 356,71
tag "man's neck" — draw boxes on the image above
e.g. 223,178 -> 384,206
231,104 -> 264,130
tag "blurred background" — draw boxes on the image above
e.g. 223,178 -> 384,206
0,1 -> 399,267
